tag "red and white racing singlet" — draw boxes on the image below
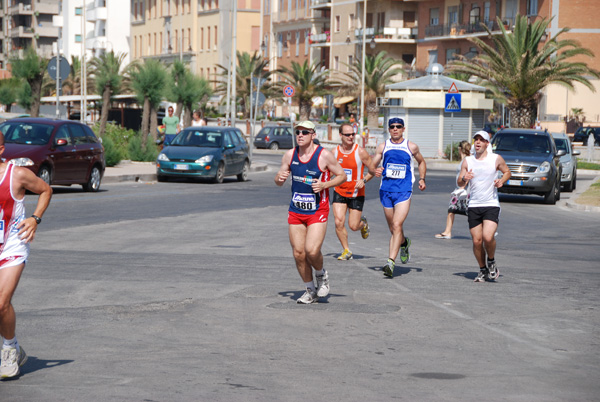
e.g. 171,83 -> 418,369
0,164 -> 29,269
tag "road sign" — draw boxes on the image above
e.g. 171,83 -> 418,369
47,55 -> 70,82
283,85 -> 295,97
445,93 -> 462,112
448,82 -> 459,93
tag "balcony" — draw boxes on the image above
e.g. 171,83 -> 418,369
87,7 -> 107,22
424,18 -> 514,39
35,1 -> 59,15
36,24 -> 58,38
10,26 -> 35,38
311,0 -> 331,9
9,2 -> 33,15
308,32 -> 330,47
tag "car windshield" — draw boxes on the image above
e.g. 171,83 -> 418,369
554,138 -> 569,153
0,122 -> 53,145
171,130 -> 223,147
493,134 -> 551,154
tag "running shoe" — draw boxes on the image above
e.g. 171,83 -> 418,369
337,249 -> 353,260
474,269 -> 489,283
316,271 -> 330,297
383,259 -> 395,277
399,237 -> 411,264
487,260 -> 499,280
0,347 -> 27,378
360,216 -> 370,239
297,288 -> 319,304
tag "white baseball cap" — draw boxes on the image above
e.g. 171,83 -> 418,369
473,130 -> 490,142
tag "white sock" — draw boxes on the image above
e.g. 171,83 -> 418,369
305,281 -> 315,291
3,337 -> 18,351
315,269 -> 325,277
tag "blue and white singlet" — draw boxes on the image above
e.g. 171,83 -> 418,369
380,138 -> 414,193
289,146 -> 330,215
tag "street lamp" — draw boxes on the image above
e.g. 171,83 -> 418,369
360,0 -> 367,137
369,36 -> 376,49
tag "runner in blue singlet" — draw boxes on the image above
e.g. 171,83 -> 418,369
372,117 -> 427,278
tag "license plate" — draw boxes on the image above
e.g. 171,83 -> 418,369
508,180 -> 523,186
174,164 -> 189,170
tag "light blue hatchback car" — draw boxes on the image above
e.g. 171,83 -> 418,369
156,127 -> 250,183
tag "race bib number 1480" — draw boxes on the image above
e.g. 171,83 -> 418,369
292,193 -> 317,211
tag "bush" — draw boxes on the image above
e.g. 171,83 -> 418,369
102,136 -> 124,167
93,123 -> 158,165
444,142 -> 462,161
128,134 -> 159,162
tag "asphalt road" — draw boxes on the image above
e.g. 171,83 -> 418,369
3,164 -> 599,401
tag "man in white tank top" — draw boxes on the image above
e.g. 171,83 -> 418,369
457,131 -> 510,283
0,132 -> 52,379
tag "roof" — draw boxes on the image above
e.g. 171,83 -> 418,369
386,74 -> 486,92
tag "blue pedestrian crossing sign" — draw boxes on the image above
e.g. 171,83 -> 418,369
445,93 -> 462,112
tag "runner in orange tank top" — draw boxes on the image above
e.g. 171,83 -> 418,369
332,123 -> 376,260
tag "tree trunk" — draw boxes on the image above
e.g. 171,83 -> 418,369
299,100 -> 311,121
366,100 -> 379,128
141,97 -> 150,147
183,104 -> 192,127
29,75 -> 43,118
99,85 -> 111,137
176,102 -> 183,123
508,103 -> 536,129
150,107 -> 158,141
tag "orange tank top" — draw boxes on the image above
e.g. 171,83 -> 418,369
333,143 -> 364,198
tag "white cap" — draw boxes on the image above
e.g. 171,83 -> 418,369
474,130 -> 490,142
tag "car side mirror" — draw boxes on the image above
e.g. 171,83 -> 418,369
555,149 -> 566,157
55,138 -> 68,146
225,144 -> 235,149
572,150 -> 581,156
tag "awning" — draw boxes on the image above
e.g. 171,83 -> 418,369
333,96 -> 355,106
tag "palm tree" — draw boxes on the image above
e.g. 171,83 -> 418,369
448,14 -> 599,128
166,61 -> 214,126
63,55 -> 82,95
130,59 -> 168,145
168,60 -> 187,119
89,51 -> 128,136
340,51 -> 404,127
9,47 -> 48,117
216,51 -> 272,118
277,60 -> 330,120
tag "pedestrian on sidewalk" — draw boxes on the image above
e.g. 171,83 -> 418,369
332,123 -> 376,260
372,117 -> 427,278
457,131 -> 510,282
435,140 -> 471,239
0,132 -> 52,379
274,121 -> 346,304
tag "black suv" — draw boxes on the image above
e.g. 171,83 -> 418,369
491,129 -> 565,204
573,126 -> 600,146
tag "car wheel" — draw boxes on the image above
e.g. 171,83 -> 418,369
544,181 -> 559,205
573,170 -> 577,190
237,160 -> 249,182
82,166 -> 102,192
213,162 -> 225,183
269,142 -> 279,151
564,171 -> 575,192
37,166 -> 51,185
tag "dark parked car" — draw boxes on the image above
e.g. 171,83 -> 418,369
0,118 -> 106,191
491,128 -> 565,204
573,126 -> 600,146
156,126 -> 250,183
253,126 -> 294,150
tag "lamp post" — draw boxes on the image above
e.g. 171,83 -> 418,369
360,0 -> 367,138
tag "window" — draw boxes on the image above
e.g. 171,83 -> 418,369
214,25 -> 218,48
470,5 -> 480,25
200,28 -> 204,50
377,12 -> 385,32
277,33 -> 282,57
428,49 -> 438,65
446,48 -> 459,63
404,11 -> 416,28
75,7 -> 82,15
526,0 -> 538,16
304,30 -> 309,55
207,27 -> 210,51
55,126 -> 73,145
75,34 -> 82,43
484,1 -> 491,22
430,8 -> 439,26
295,31 -> 299,56
347,55 -> 353,71
448,6 -> 458,25
349,13 -> 355,30
68,124 -> 90,145
335,15 -> 340,32
334,56 -> 339,70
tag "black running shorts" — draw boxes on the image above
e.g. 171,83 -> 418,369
332,192 -> 365,211
467,206 -> 500,229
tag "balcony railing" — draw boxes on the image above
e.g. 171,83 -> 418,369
311,0 -> 331,7
425,17 -> 514,38
308,31 -> 330,44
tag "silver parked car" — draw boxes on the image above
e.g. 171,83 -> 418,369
552,132 -> 580,192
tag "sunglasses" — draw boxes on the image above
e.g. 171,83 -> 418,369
295,130 -> 314,136
341,133 -> 355,137
389,124 -> 404,129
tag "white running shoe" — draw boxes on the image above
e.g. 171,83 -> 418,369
316,271 -> 330,298
0,347 -> 27,378
297,288 -> 319,304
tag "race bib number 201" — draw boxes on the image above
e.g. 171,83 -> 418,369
386,163 -> 407,179
292,193 -> 317,211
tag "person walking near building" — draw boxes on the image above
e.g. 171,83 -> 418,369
435,140 -> 471,239
0,132 -> 52,379
274,121 -> 347,304
372,117 -> 427,278
457,131 -> 511,282
162,106 -> 180,146
332,123 -> 376,260
191,111 -> 205,127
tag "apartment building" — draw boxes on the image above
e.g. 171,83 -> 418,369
130,0 -> 261,86
0,0 -> 60,69
55,0 -> 130,64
